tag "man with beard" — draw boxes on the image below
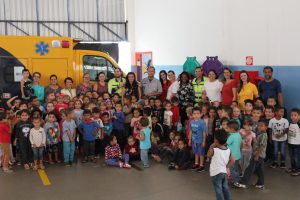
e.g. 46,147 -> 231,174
108,68 -> 126,95
258,66 -> 283,107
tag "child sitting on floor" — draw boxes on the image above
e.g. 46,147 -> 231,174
105,134 -> 131,168
124,136 -> 140,161
168,139 -> 190,170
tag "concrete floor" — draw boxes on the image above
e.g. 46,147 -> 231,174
0,160 -> 299,200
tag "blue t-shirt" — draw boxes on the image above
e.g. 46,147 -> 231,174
31,84 -> 45,102
103,122 -> 113,136
112,112 -> 125,130
140,127 -> 151,150
62,120 -> 77,142
190,119 -> 207,143
258,79 -> 282,103
78,120 -> 101,141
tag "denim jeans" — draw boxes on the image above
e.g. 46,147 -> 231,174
105,154 -> 130,166
273,140 -> 286,163
288,144 -> 300,172
63,141 -> 75,164
240,157 -> 264,186
211,173 -> 232,200
230,160 -> 240,184
141,149 -> 149,167
32,147 -> 44,161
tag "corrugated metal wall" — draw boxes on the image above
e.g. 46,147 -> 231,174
0,0 -> 126,41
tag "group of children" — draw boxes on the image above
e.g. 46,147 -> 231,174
0,72 -> 300,200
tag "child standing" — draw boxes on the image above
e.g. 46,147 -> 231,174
29,118 -> 46,170
287,108 -> 300,176
112,101 -> 125,150
0,112 -> 13,173
171,97 -> 180,131
62,108 -> 77,166
123,96 -> 133,138
43,112 -> 61,164
20,69 -> 33,99
78,109 -> 101,163
269,107 -> 289,168
226,120 -> 243,187
14,110 -> 33,170
189,107 -> 207,172
163,101 -> 173,136
136,117 -> 151,168
208,130 -> 235,200
239,119 -> 256,176
237,119 -> 268,189
105,134 -> 131,168
131,108 -> 142,139
92,107 -> 104,157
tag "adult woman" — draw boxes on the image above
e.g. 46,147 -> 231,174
166,70 -> 179,100
203,69 -> 223,103
159,70 -> 171,102
237,70 -> 259,110
122,72 -> 141,100
61,77 -> 77,98
76,73 -> 93,95
31,72 -> 44,102
93,72 -> 108,96
221,67 -> 237,106
177,72 -> 194,124
44,74 -> 62,96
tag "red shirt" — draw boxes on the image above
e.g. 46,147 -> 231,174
124,142 -> 140,156
221,80 -> 237,106
54,103 -> 69,116
161,80 -> 172,102
0,122 -> 11,143
171,105 -> 180,125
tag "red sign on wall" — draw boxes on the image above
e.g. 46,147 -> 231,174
246,56 -> 253,66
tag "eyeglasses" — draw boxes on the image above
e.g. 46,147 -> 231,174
51,79 -> 57,81
34,76 -> 40,78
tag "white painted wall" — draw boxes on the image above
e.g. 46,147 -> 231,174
127,0 -> 300,66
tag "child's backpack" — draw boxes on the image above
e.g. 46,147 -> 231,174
23,79 -> 34,99
183,57 -> 201,78
202,56 -> 224,76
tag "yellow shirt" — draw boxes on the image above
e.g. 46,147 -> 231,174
238,82 -> 258,109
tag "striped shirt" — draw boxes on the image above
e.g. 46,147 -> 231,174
105,144 -> 122,160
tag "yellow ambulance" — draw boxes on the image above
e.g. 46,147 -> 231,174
0,35 -> 123,97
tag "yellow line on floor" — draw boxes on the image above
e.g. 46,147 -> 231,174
38,169 -> 51,186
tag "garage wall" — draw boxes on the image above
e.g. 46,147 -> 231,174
127,0 -> 300,110
128,0 -> 300,66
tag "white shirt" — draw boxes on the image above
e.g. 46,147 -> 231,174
29,127 -> 46,147
203,80 -> 223,102
163,110 -> 173,126
269,118 -> 289,142
210,147 -> 231,176
167,81 -> 179,100
288,122 -> 300,145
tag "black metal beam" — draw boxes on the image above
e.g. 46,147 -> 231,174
0,20 -> 126,24
101,23 -> 124,41
7,22 -> 30,36
40,23 -> 62,37
71,23 -> 97,41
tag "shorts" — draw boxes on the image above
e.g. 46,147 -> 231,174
192,141 -> 205,156
47,144 -> 59,154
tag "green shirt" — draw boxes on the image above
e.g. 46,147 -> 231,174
253,133 -> 268,159
108,78 -> 125,95
31,84 -> 45,103
227,132 -> 242,160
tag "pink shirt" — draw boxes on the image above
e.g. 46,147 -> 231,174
240,129 -> 256,152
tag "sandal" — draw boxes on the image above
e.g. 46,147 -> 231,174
291,172 -> 300,176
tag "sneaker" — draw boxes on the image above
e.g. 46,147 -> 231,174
291,172 -> 300,176
270,162 -> 278,168
24,164 -> 30,170
255,185 -> 265,189
3,169 -> 13,173
192,164 -> 199,170
65,163 -> 71,167
142,164 -> 150,168
118,162 -> 124,168
196,166 -> 205,173
234,182 -> 247,188
280,163 -> 286,169
123,163 -> 131,168
286,168 -> 293,173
